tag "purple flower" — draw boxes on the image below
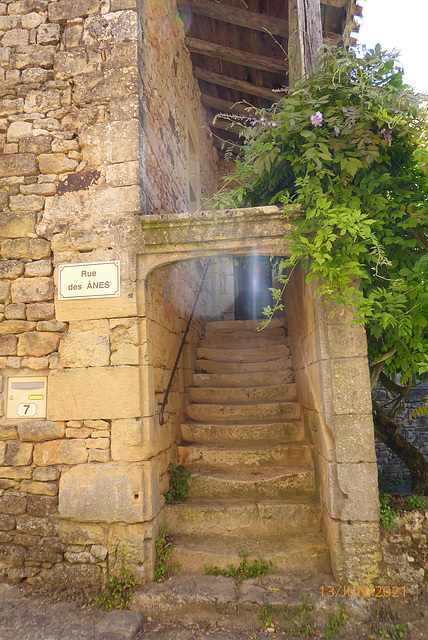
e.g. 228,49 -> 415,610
380,128 -> 392,144
310,111 -> 323,127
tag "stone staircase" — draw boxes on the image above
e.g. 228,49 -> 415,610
165,318 -> 330,576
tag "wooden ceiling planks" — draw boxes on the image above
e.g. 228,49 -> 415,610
178,0 -> 361,157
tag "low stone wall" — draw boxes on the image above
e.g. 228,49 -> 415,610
380,509 -> 428,594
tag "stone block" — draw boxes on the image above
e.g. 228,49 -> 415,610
80,120 -> 138,166
38,153 -> 77,174
111,418 -> 145,462
66,426 -> 92,439
59,462 -> 158,523
0,334 -> 17,355
331,356 -> 372,416
0,514 -> 15,531
110,95 -> 138,121
2,28 -> 29,47
37,23 -> 60,44
26,302 -> 54,321
88,449 -> 110,462
55,285 -> 137,322
58,323 -> 110,368
7,120 -> 32,141
37,321 -> 67,332
48,0 -> 102,22
83,10 -> 137,47
333,414 -> 377,464
0,491 -> 26,515
9,194 -> 45,213
0,466 -> 32,479
0,211 -> 36,238
11,277 -> 54,303
106,160 -> 139,187
17,330 -> 59,356
33,439 -> 88,466
21,12 -> 45,29
11,44 -> 55,70
0,153 -> 38,178
327,519 -> 381,585
0,425 -> 18,440
48,366 -> 140,421
27,493 -> 57,517
1,238 -> 51,260
0,98 -> 24,117
16,515 -> 53,536
20,480 -> 58,495
0,259 -> 24,278
19,135 -> 52,154
73,66 -> 137,105
53,50 -> 93,80
337,461 -> 379,521
4,303 -> 26,320
84,420 -> 109,430
18,420 -> 65,442
85,437 -> 109,449
25,260 -> 52,277
0,320 -> 36,334
57,520 -> 107,546
110,317 -> 138,365
4,441 -> 33,466
0,281 -> 10,303
32,466 -> 60,481
0,440 -> 4,464
0,544 -> 25,567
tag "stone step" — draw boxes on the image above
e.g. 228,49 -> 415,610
200,332 -> 287,349
178,442 -> 311,469
169,534 -> 330,575
192,370 -> 294,388
197,344 -> 290,363
165,499 -> 323,538
187,467 -> 315,500
131,573 -> 335,628
187,401 -> 300,423
188,383 -> 297,405
181,420 -> 304,444
204,318 -> 285,333
196,356 -> 293,374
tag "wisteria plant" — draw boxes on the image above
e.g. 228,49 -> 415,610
212,45 -> 428,493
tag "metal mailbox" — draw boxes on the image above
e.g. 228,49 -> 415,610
7,377 -> 47,419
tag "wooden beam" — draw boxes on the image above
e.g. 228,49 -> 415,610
186,37 -> 288,74
193,67 -> 281,102
189,0 -> 288,37
320,0 -> 348,7
200,93 -> 255,116
288,0 -> 323,85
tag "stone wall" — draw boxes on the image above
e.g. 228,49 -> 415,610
285,265 -> 381,584
375,381 -> 428,487
0,0 -> 219,586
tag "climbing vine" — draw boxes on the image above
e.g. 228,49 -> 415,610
211,45 -> 428,493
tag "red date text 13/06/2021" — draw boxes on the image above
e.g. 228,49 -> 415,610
320,586 -> 406,598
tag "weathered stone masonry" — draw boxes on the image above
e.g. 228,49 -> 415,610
0,0 -> 218,586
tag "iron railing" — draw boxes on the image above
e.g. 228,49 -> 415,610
158,259 -> 211,425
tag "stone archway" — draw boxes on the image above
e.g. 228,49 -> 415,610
138,206 -> 381,585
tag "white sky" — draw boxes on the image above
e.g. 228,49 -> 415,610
357,0 -> 428,94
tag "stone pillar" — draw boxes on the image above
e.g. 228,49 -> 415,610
285,265 -> 381,584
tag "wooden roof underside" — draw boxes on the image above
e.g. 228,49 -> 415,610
178,0 -> 362,157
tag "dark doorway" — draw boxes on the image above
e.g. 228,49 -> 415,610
234,256 -> 273,320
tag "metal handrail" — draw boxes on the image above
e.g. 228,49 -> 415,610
158,259 -> 211,425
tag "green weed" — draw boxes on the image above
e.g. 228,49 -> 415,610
258,603 -> 279,631
93,550 -> 136,611
163,463 -> 192,503
204,548 -> 275,592
326,602 -> 347,639
379,493 -> 397,530
403,494 -> 428,510
283,596 -> 315,637
154,526 -> 179,582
